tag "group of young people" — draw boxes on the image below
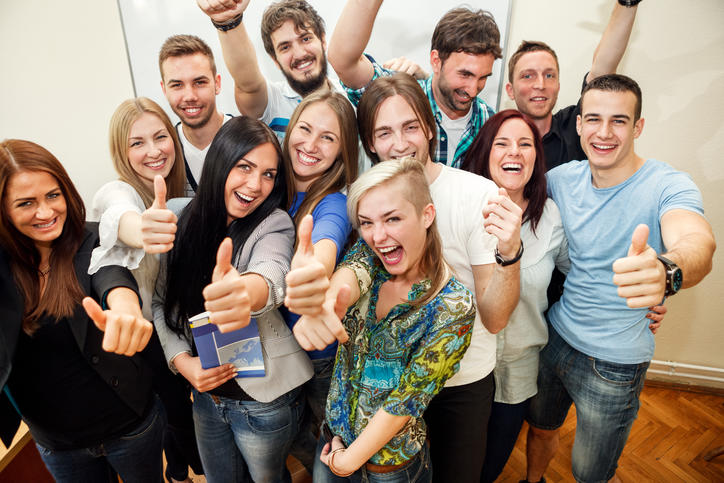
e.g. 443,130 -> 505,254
0,1 -> 716,483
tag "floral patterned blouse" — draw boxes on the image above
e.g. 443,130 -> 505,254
325,239 -> 475,465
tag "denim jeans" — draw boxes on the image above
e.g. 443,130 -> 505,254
35,397 -> 165,483
290,356 -> 334,472
312,436 -> 432,483
192,387 -> 304,483
528,324 -> 650,483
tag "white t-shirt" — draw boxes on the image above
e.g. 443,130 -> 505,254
429,164 -> 498,386
176,114 -> 232,195
439,107 -> 472,160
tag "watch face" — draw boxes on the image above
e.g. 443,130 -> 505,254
672,268 -> 683,292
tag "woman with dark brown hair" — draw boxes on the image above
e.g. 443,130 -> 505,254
0,139 -> 163,482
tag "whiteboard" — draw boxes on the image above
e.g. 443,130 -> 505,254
117,0 -> 512,123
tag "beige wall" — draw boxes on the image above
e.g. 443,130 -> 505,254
1,1 -> 722,375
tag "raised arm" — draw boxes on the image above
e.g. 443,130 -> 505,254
327,0 -> 382,89
197,0 -> 269,118
588,3 -> 639,82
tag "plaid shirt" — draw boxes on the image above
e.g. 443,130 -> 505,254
341,54 -> 495,169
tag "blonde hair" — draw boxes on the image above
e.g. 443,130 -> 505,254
282,91 -> 358,223
108,97 -> 186,207
347,157 -> 449,306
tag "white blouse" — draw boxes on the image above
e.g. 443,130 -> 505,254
493,199 -> 569,404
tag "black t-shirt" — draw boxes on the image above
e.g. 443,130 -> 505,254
542,74 -> 589,171
8,314 -> 141,450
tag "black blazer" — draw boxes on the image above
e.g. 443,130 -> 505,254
0,223 -> 154,447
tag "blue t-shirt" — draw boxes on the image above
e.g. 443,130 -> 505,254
547,159 -> 704,364
282,191 -> 352,359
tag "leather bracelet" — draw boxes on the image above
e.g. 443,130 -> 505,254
495,240 -> 524,266
211,12 -> 243,31
617,0 -> 642,6
328,448 -> 354,477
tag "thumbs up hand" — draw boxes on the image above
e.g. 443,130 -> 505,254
612,224 -> 666,308
293,284 -> 351,351
482,187 -> 523,260
141,175 -> 177,254
203,237 -> 251,333
82,296 -> 153,356
285,215 -> 329,316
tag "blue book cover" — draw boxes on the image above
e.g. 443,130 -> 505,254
189,311 -> 265,378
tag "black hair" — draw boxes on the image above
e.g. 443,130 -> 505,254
163,117 -> 289,334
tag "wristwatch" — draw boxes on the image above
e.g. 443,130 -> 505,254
495,241 -> 523,266
617,0 -> 643,6
657,255 -> 683,296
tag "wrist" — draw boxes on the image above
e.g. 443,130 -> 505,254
212,12 -> 243,31
617,0 -> 642,6
495,240 -> 524,266
328,448 -> 355,477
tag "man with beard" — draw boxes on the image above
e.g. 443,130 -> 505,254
328,0 -> 501,169
506,2 -> 641,171
159,34 -> 233,195
196,0 -> 332,141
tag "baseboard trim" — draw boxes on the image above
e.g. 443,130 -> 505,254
646,359 -> 724,393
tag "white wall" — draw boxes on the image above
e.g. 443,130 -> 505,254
1,0 -> 722,379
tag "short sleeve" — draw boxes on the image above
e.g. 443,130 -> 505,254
338,239 -> 379,296
659,172 -> 704,218
310,192 -> 352,262
88,181 -> 146,275
340,54 -> 394,107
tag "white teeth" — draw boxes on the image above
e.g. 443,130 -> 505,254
297,151 -> 319,164
592,143 -> 615,150
531,97 -> 546,101
378,246 -> 398,253
391,153 -> 415,160
296,60 -> 312,70
502,163 -> 522,171
35,220 -> 55,228
184,107 -> 200,114
146,159 -> 165,168
236,192 -> 254,202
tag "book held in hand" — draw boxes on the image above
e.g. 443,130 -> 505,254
189,311 -> 265,378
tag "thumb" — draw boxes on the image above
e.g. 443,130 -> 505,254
213,237 -> 233,282
628,224 -> 650,257
498,187 -> 509,199
82,297 -> 106,331
152,175 -> 167,209
297,214 -> 314,257
333,284 -> 351,320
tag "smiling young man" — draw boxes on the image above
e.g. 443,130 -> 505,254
159,35 -> 232,195
523,74 -> 716,483
506,2 -> 640,171
196,0 -> 332,141
289,73 -> 522,483
328,0 -> 500,169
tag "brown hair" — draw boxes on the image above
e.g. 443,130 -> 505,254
261,0 -> 326,60
431,8 -> 502,63
283,91 -> 358,225
0,140 -> 86,333
347,157 -> 449,307
159,34 -> 216,80
357,73 -> 437,164
507,40 -> 559,84
582,73 -> 643,121
108,97 -> 186,207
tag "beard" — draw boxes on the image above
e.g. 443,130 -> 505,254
282,54 -> 329,97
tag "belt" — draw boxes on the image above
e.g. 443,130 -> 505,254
364,458 -> 412,474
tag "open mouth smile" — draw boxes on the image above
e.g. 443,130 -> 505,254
377,245 -> 403,265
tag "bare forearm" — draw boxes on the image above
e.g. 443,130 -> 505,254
664,233 -> 715,289
335,409 -> 410,473
118,211 -> 143,249
328,0 -> 381,88
217,24 -> 267,117
328,267 -> 361,307
477,263 -> 520,334
589,4 -> 637,81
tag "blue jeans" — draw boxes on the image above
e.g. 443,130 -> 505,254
527,324 -> 650,483
312,436 -> 432,483
35,397 -> 165,483
192,387 -> 304,483
290,356 -> 334,472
